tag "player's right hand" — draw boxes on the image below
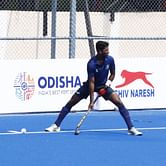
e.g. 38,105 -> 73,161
88,102 -> 94,110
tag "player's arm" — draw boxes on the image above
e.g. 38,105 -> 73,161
106,57 -> 116,86
108,69 -> 115,81
87,61 -> 95,109
88,76 -> 95,109
106,70 -> 115,87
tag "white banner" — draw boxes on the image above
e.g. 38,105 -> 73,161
0,58 -> 165,114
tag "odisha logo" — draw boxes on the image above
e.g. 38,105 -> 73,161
13,72 -> 35,101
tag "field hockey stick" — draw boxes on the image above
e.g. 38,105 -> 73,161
74,94 -> 100,135
74,87 -> 107,135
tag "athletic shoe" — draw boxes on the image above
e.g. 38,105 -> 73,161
128,127 -> 143,136
45,124 -> 60,132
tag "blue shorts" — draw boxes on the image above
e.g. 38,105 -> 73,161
75,82 -> 115,100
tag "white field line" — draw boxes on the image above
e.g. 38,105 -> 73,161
0,126 -> 165,136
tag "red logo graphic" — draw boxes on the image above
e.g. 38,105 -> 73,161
115,70 -> 154,88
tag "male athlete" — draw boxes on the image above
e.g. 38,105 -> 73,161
45,41 -> 142,136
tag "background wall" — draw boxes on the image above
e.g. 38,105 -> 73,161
0,11 -> 166,59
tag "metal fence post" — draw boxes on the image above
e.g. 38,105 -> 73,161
69,0 -> 76,58
51,0 -> 57,59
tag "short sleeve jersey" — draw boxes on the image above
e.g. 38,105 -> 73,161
87,55 -> 115,88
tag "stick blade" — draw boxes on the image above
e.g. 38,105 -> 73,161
74,128 -> 80,135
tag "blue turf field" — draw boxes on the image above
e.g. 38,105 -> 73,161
0,110 -> 166,166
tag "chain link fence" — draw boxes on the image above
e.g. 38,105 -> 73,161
0,0 -> 166,59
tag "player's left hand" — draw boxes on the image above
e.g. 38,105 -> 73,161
105,80 -> 112,87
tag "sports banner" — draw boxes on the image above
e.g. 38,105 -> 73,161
0,58 -> 165,114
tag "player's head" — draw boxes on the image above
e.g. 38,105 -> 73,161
96,41 -> 109,55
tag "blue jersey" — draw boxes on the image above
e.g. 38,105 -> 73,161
87,55 -> 115,88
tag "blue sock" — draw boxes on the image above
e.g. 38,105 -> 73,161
55,106 -> 70,126
118,105 -> 133,129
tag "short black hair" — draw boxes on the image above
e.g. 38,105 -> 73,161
96,41 -> 109,52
